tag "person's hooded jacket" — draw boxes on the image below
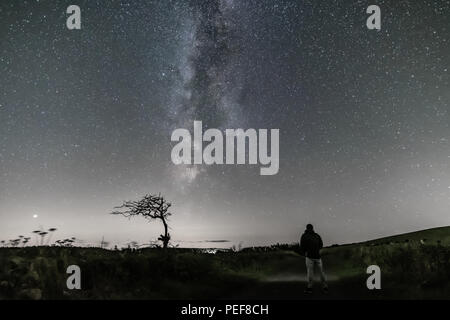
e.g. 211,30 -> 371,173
300,229 -> 323,259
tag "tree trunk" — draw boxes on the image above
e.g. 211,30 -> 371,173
161,217 -> 169,248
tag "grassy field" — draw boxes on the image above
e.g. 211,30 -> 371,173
363,226 -> 450,246
0,227 -> 449,300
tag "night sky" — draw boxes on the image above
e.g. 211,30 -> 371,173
1,0 -> 449,248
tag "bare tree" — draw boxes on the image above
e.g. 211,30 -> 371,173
111,194 -> 172,248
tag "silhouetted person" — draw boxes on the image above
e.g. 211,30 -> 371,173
300,224 -> 328,294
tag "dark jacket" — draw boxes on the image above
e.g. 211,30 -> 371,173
300,230 -> 323,259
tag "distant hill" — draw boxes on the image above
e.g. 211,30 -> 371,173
323,226 -> 450,251
363,226 -> 450,246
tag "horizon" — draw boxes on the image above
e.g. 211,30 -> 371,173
2,223 -> 449,250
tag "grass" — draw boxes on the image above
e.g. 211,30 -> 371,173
0,227 -> 449,300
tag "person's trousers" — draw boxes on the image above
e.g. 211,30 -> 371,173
305,257 -> 327,288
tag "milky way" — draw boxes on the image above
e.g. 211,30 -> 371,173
0,0 -> 449,248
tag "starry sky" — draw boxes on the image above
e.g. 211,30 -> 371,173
0,0 -> 449,248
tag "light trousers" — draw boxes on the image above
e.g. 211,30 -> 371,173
306,257 -> 327,288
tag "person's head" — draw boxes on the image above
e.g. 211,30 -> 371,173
306,224 -> 314,232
